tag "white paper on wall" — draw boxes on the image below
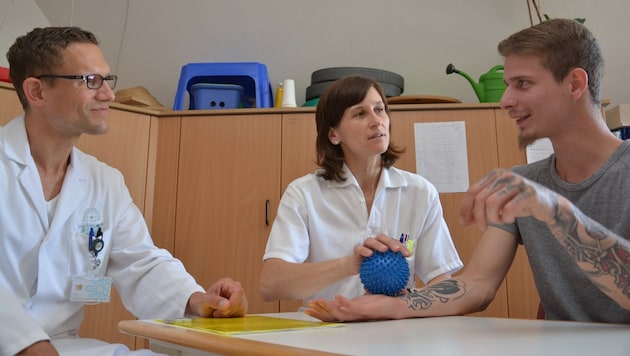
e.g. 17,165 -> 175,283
526,138 -> 554,163
414,121 -> 469,193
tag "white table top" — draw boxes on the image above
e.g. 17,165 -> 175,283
236,313 -> 630,356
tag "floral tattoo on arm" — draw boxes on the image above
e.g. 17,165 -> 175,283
404,280 -> 467,311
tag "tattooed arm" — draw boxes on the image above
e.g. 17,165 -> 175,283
460,169 -> 630,310
305,226 -> 518,322
542,188 -> 630,309
306,169 -> 630,322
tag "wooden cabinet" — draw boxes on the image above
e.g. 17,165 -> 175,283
1,81 -> 539,350
75,108 -> 182,350
279,106 -> 537,318
390,107 -> 538,318
495,109 -> 540,319
76,108 -> 151,350
390,108 -> 508,317
173,113 -> 282,314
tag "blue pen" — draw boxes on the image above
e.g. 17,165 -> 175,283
399,233 -> 404,243
88,227 -> 94,252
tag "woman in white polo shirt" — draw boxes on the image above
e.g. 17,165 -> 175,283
260,76 -> 462,309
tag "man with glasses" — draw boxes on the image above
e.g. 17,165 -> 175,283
0,27 -> 248,355
36,73 -> 118,90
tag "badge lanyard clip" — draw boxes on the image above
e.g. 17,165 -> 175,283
88,227 -> 104,272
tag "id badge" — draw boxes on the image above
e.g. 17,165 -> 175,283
70,276 -> 112,303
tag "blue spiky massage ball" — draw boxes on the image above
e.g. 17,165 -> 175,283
359,250 -> 410,296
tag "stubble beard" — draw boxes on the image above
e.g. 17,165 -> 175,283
518,133 -> 538,150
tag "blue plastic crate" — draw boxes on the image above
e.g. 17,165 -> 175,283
173,62 -> 273,110
190,83 -> 244,110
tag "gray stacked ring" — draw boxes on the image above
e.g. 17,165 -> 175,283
305,80 -> 402,102
310,67 -> 404,92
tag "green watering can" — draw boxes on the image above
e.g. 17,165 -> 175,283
446,63 -> 506,103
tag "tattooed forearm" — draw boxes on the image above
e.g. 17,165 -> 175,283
562,208 -> 630,299
544,193 -> 579,238
404,280 -> 467,311
492,175 -> 521,197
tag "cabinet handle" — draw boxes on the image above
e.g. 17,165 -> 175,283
265,199 -> 270,225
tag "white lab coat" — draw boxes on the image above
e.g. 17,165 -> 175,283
0,115 -> 205,355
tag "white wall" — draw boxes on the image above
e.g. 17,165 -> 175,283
1,0 -> 629,108
0,0 -> 48,64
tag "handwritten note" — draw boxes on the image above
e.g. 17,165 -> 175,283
414,121 -> 469,193
526,138 -> 554,163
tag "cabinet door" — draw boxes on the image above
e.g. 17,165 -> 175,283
279,109 -> 509,317
495,109 -> 539,319
281,113 -> 319,190
278,113 -> 319,312
77,108 -> 153,349
390,108 -> 509,318
175,114 -> 282,314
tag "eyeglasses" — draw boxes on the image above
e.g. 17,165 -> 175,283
36,74 -> 118,90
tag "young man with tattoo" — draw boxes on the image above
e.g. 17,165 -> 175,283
305,18 -> 630,323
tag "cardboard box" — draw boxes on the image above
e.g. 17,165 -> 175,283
605,104 -> 630,130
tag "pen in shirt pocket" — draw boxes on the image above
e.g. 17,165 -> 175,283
399,232 -> 413,253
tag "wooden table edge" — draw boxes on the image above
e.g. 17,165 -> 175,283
117,319 -> 345,356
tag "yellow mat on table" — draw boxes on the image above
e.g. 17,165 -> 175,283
155,315 -> 343,336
